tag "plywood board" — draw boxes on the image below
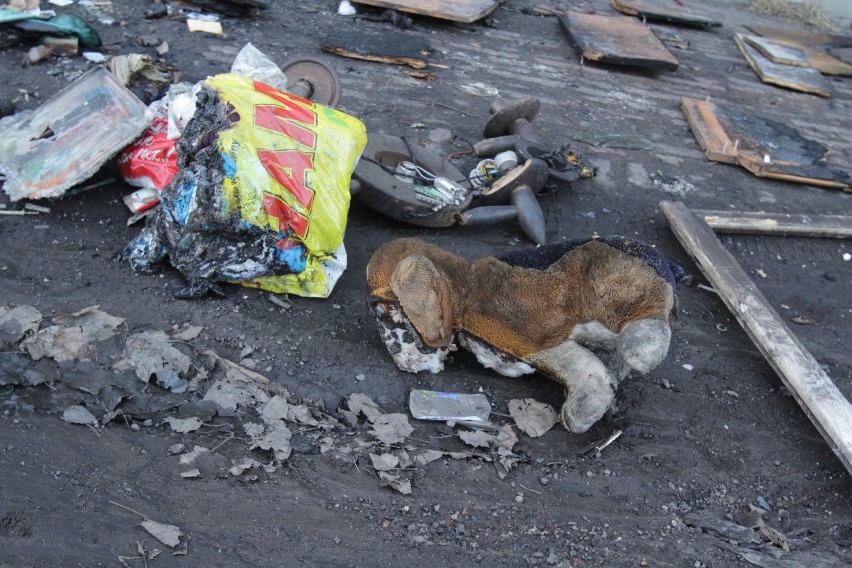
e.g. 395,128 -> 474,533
746,25 -> 852,48
693,210 -> 852,238
746,25 -> 852,75
558,11 -> 678,71
611,0 -> 721,29
320,25 -> 430,69
680,96 -> 852,192
734,33 -> 831,97
799,45 -> 852,76
351,0 -> 499,23
743,34 -> 809,66
660,200 -> 852,477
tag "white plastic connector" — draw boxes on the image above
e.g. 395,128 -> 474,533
494,150 -> 518,173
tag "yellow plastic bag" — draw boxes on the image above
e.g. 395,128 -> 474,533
125,73 -> 367,298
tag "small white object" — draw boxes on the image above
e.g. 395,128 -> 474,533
493,150 -> 518,173
682,364 -> 694,371
82,52 -> 108,63
469,159 -> 497,189
843,253 -> 851,261
763,154 -> 771,164
166,82 -> 202,140
394,161 -> 418,183
187,18 -> 223,35
337,0 -> 356,15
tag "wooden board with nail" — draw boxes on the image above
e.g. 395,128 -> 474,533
351,0 -> 499,23
558,11 -> 679,71
660,200 -> 852,477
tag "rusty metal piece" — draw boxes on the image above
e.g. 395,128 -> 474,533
352,133 -> 472,228
483,97 -> 542,143
280,57 -> 342,107
481,159 -> 549,244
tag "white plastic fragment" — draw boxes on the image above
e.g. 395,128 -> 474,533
230,43 -> 288,92
337,0 -> 356,15
82,52 -> 107,63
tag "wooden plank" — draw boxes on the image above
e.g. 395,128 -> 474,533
799,45 -> 852,76
320,26 -> 431,69
351,0 -> 499,23
745,25 -> 852,75
680,96 -> 852,192
611,0 -> 721,29
743,34 -> 809,67
679,97 -> 738,163
558,11 -> 679,71
660,200 -> 852,477
733,33 -> 831,97
745,25 -> 852,48
694,210 -> 852,238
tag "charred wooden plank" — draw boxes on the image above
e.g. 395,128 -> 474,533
660,200 -> 852,477
321,26 -> 430,69
680,96 -> 852,192
351,0 -> 499,23
694,210 -> 852,239
610,0 -> 721,29
745,26 -> 852,76
734,33 -> 831,97
558,11 -> 678,71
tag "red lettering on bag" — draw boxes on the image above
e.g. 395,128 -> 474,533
257,149 -> 315,211
252,81 -> 323,238
262,193 -> 308,238
253,82 -> 318,145
255,105 -> 317,148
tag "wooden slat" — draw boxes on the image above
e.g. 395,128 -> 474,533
694,210 -> 852,238
798,45 -> 852,76
320,26 -> 431,69
679,97 -> 738,163
734,33 -> 831,97
745,25 -> 852,48
745,26 -> 852,76
558,11 -> 679,71
660,200 -> 852,477
351,0 -> 499,23
611,0 -> 721,28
